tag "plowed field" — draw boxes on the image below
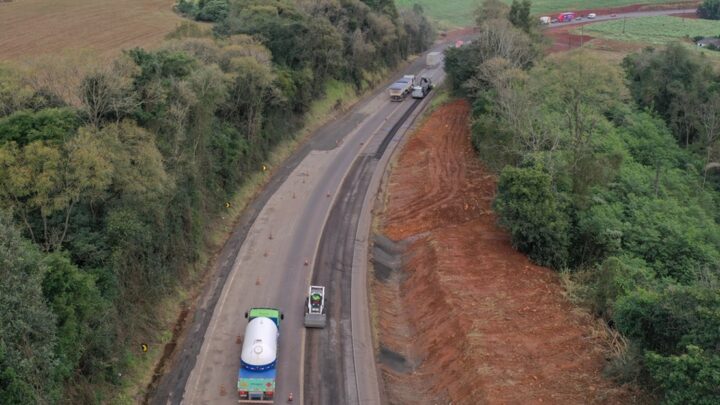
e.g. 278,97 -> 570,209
374,100 -> 647,404
0,0 -> 182,61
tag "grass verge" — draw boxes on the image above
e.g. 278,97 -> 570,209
580,15 -> 720,45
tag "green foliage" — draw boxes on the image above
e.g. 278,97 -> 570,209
646,346 -> 720,404
585,255 -> 654,320
41,253 -> 111,379
0,213 -> 60,404
494,165 -> 570,268
452,26 -> 720,401
197,0 -> 229,22
176,0 -> 229,22
1,0 -> 436,400
622,43 -> 719,146
508,0 -> 532,33
617,284 -> 720,353
0,108 -> 80,145
698,0 -> 720,20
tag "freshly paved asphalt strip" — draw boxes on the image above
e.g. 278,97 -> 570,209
149,46 -> 446,405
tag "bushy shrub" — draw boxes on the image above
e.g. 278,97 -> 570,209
646,346 -> 720,404
196,0 -> 228,22
494,165 -> 570,268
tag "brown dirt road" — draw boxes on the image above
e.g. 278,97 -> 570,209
0,0 -> 183,61
374,100 -> 646,404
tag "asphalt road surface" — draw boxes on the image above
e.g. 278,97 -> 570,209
149,43 -> 447,405
148,8 -> 697,405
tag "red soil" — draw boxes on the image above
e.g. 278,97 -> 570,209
544,25 -> 594,53
375,100 -> 647,404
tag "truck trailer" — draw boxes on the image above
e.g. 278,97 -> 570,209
304,285 -> 327,328
388,75 -> 416,101
426,52 -> 441,68
238,307 -> 283,403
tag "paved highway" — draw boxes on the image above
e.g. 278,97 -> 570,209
148,7 -> 696,404
149,43 -> 446,405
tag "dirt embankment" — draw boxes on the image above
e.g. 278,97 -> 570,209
373,100 -> 646,404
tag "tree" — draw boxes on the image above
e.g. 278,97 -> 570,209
0,108 -> 80,146
698,0 -> 720,19
473,19 -> 538,69
0,213 -> 60,404
494,165 -> 570,268
475,0 -> 510,26
79,64 -> 138,128
41,253 -> 110,379
646,346 -> 720,405
534,51 -> 626,194
623,43 -> 718,146
196,0 -> 229,22
695,93 -> 720,187
0,129 -> 113,251
508,0 -> 532,33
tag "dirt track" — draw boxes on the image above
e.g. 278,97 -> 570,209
374,100 -> 647,404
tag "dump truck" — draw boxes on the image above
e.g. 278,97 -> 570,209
238,307 -> 283,403
304,285 -> 327,328
388,75 -> 416,101
411,77 -> 433,99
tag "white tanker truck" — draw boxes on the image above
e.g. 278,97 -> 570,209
238,307 -> 283,403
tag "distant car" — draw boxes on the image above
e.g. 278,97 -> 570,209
551,18 -> 558,23
611,13 -> 617,17
576,16 -> 584,21
587,13 -> 597,19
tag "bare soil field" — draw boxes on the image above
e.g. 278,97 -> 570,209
373,100 -> 649,404
0,0 -> 183,61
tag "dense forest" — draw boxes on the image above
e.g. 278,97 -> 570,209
0,0 -> 433,402
446,1 -> 720,403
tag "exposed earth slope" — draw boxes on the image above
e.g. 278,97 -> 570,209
373,100 -> 647,404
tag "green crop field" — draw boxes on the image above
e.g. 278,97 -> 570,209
580,15 -> 720,44
396,0 -> 689,27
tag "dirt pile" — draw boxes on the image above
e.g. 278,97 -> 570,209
373,100 -> 645,404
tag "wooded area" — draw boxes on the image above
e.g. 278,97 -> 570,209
446,1 -> 720,403
0,0 -> 433,402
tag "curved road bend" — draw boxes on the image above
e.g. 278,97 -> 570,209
150,8 -> 693,404
149,43 -> 448,405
